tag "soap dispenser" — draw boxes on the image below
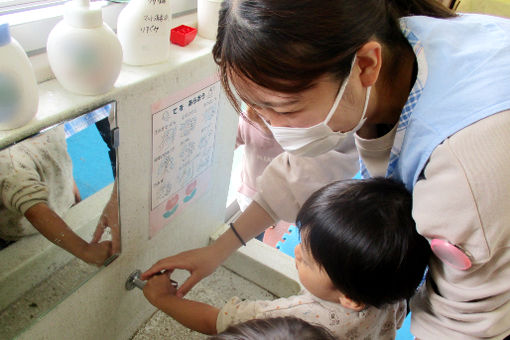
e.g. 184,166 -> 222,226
0,23 -> 39,130
117,0 -> 172,66
47,0 -> 122,95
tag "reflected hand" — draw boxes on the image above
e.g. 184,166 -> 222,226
92,184 -> 120,254
143,272 -> 177,304
83,241 -> 112,266
141,246 -> 221,297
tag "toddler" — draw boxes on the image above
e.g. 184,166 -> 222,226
143,177 -> 431,339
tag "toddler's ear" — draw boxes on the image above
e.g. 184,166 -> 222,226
338,295 -> 365,311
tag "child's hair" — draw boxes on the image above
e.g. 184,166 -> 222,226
296,177 -> 431,308
209,316 -> 336,340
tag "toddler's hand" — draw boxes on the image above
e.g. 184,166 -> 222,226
92,183 -> 120,255
82,241 -> 112,266
143,272 -> 178,304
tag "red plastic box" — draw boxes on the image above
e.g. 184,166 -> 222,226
170,25 -> 198,46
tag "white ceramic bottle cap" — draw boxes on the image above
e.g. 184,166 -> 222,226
430,238 -> 472,270
64,0 -> 102,29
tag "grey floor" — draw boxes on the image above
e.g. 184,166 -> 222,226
131,266 -> 275,340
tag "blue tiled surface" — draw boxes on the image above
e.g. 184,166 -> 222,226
275,225 -> 300,258
66,123 -> 113,200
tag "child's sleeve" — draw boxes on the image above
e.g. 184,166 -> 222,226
0,147 -> 48,215
217,297 -> 261,332
216,294 -> 317,333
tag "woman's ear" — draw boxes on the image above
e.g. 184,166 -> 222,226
355,41 -> 382,87
338,294 -> 365,311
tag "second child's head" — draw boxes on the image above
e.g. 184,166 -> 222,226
295,178 -> 430,309
209,316 -> 336,340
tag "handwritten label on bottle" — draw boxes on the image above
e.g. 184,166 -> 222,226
139,0 -> 170,35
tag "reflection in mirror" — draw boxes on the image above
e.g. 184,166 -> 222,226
0,102 -> 119,339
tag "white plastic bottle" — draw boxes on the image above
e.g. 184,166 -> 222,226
47,0 -> 123,95
197,0 -> 223,40
117,0 -> 172,66
0,23 -> 39,130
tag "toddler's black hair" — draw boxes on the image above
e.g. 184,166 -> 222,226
297,177 -> 430,308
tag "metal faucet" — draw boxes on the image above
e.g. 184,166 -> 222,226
125,269 -> 178,290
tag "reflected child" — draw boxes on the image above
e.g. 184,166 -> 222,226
0,125 -> 112,265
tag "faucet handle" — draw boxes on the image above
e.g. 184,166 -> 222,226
125,269 -> 178,291
125,270 -> 145,290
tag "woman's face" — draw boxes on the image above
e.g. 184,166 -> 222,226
232,69 -> 369,133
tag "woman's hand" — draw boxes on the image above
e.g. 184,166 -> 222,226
141,245 -> 222,297
142,203 -> 274,297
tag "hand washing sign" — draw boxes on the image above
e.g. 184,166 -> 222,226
149,76 -> 220,238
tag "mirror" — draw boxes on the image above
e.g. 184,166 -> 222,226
0,102 -> 119,339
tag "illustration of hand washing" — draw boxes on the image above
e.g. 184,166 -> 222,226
179,117 -> 197,137
162,194 -> 179,219
183,181 -> 197,203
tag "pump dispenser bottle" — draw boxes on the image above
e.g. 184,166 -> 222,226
47,0 -> 122,95
0,23 -> 39,130
117,0 -> 172,66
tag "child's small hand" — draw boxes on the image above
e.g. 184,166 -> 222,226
82,241 -> 112,266
143,272 -> 178,305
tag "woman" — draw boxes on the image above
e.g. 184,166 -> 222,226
143,0 -> 510,338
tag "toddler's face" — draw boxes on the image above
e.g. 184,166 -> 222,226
294,242 -> 341,303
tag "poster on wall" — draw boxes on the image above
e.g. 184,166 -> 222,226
149,75 -> 220,238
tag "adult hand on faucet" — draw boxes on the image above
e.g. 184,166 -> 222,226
142,245 -> 223,297
141,202 -> 274,297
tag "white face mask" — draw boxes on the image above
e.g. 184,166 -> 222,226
264,59 -> 371,157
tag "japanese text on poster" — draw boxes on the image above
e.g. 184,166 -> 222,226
149,79 -> 220,238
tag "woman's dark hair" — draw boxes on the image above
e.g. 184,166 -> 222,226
209,316 -> 336,340
296,177 -> 431,308
213,0 -> 455,111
